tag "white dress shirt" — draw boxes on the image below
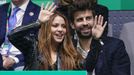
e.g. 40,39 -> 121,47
0,0 -> 30,64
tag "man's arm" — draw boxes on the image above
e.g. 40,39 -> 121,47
112,40 -> 130,75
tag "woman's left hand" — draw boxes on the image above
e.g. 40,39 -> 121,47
38,2 -> 57,23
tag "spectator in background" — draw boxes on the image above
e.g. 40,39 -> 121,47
0,0 -> 40,70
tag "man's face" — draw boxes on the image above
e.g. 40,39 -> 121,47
72,10 -> 94,39
11,0 -> 26,6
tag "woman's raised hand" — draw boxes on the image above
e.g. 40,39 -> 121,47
38,2 -> 57,23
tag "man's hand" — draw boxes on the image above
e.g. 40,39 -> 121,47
92,15 -> 107,39
3,56 -> 15,69
38,2 -> 57,23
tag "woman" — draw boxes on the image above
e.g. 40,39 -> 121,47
8,2 -> 82,70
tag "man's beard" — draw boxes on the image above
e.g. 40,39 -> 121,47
75,29 -> 92,39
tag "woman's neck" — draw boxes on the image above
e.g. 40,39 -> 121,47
50,42 -> 60,65
50,49 -> 57,65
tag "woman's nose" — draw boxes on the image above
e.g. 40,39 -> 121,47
57,26 -> 63,31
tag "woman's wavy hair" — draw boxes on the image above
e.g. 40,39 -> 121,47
38,11 -> 81,70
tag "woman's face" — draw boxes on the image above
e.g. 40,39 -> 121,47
51,15 -> 67,44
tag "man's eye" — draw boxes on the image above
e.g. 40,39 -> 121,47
86,16 -> 92,20
76,18 -> 83,22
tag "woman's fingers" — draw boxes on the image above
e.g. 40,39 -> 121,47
41,3 -> 44,10
47,2 -> 54,11
50,5 -> 57,12
45,2 -> 50,10
44,2 -> 57,12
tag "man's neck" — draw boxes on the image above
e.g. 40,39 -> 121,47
12,0 -> 28,7
79,37 -> 92,52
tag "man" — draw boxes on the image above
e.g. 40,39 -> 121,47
68,0 -> 130,75
55,0 -> 108,38
0,0 -> 40,70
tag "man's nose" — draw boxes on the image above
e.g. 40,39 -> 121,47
83,19 -> 88,26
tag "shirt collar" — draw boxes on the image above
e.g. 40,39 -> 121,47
77,40 -> 90,52
76,38 -> 103,58
77,40 -> 90,58
11,0 -> 30,12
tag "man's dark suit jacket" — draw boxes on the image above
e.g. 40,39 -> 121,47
85,37 -> 130,75
71,34 -> 130,75
0,0 -> 40,69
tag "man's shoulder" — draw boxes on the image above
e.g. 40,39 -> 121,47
101,37 -> 126,55
102,36 -> 124,45
0,2 -> 10,6
0,2 -> 10,10
29,1 -> 40,9
26,1 -> 40,14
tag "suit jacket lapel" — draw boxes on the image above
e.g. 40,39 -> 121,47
22,1 -> 36,25
86,39 -> 103,72
0,3 -> 10,45
95,39 -> 106,75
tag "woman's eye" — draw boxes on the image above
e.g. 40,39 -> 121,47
52,24 -> 58,27
62,24 -> 66,28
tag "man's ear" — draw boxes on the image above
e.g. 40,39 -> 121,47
70,23 -> 75,29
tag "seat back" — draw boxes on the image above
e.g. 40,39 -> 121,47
119,22 -> 134,75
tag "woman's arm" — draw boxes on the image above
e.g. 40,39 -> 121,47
8,22 -> 40,56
